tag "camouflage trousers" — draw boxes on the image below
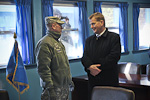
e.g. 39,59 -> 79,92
41,87 -> 69,100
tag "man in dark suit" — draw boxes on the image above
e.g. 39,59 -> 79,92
81,12 -> 121,100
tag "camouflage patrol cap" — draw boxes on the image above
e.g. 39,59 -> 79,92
45,16 -> 65,25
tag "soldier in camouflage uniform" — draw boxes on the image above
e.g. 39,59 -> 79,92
35,16 -> 74,100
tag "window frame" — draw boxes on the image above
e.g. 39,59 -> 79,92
0,1 -> 16,34
101,2 -> 128,53
101,4 -> 120,32
133,3 -> 150,53
53,2 -> 84,60
0,2 -> 16,67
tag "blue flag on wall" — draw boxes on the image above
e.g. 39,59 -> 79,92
6,40 -> 29,94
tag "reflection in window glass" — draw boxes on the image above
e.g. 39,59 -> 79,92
53,6 -> 82,60
0,5 -> 16,66
139,8 -> 150,50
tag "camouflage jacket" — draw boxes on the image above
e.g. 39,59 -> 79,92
35,30 -> 73,98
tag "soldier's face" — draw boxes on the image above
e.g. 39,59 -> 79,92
52,23 -> 63,33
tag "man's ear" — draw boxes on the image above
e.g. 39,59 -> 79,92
51,23 -> 56,29
100,20 -> 104,26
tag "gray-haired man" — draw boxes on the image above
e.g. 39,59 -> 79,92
35,16 -> 74,100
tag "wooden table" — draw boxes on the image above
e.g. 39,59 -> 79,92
72,73 -> 150,100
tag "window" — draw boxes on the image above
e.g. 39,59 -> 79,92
53,3 -> 82,60
96,2 -> 128,53
101,5 -> 119,34
101,4 -> 125,52
0,4 -> 16,66
139,7 -> 150,50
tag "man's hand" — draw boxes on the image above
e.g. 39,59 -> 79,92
88,64 -> 101,76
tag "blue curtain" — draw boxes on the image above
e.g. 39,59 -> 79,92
77,2 -> 90,49
133,4 -> 140,51
94,1 -> 102,13
118,3 -> 129,52
42,0 -> 54,36
15,0 -> 34,64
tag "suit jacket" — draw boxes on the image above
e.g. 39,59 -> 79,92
81,28 -> 121,86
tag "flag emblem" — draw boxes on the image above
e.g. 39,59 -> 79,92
6,40 -> 29,94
